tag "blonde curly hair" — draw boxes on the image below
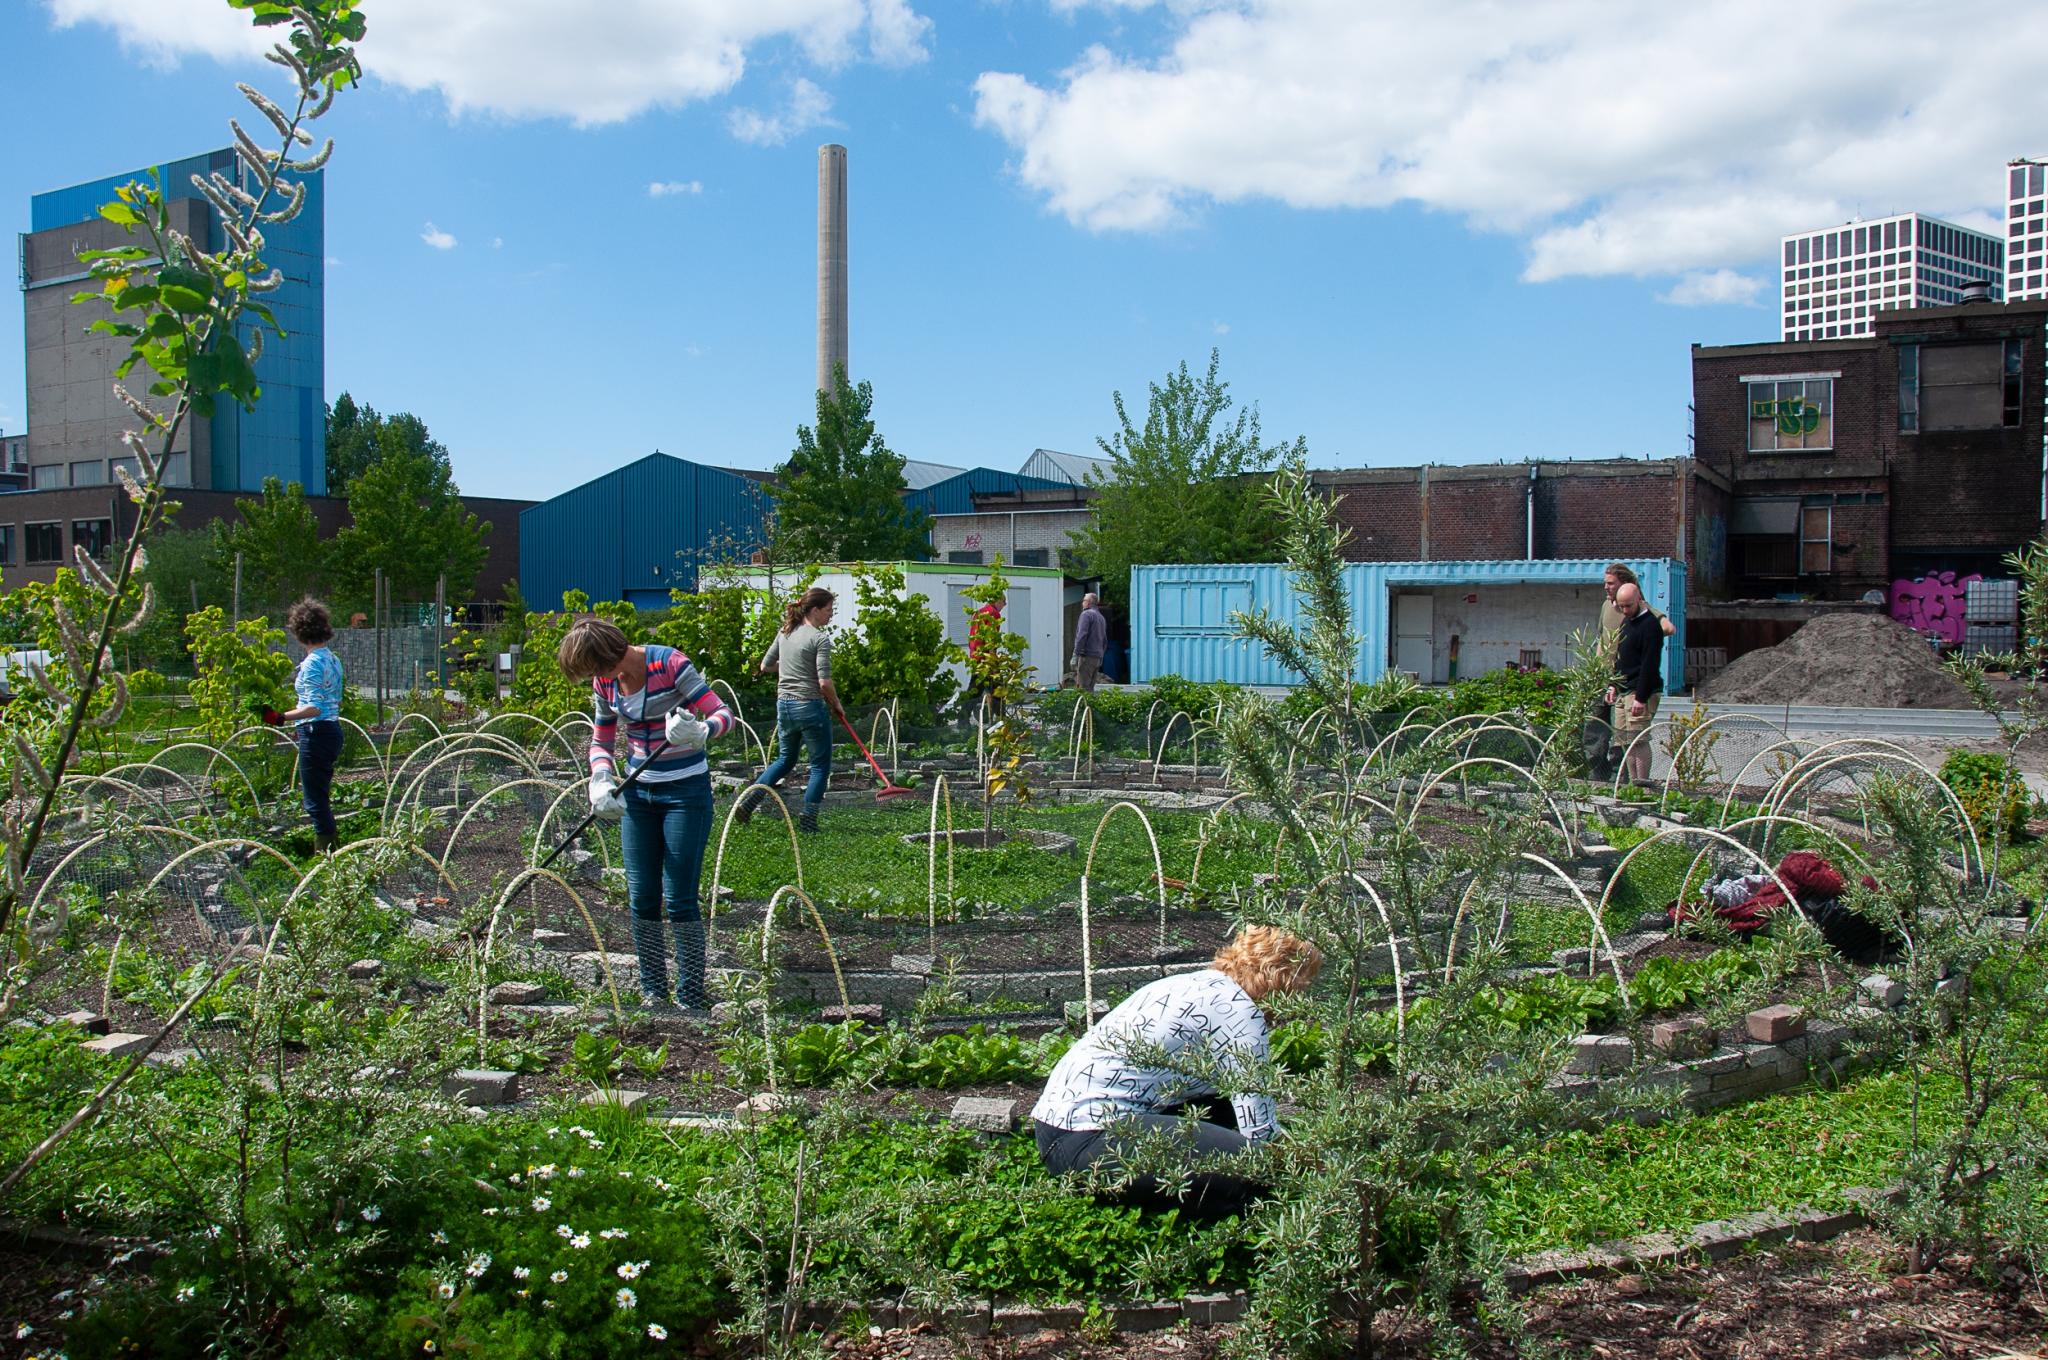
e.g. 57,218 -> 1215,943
1212,925 -> 1323,1002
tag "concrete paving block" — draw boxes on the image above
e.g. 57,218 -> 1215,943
145,1046 -> 197,1069
1858,973 -> 1906,1008
1686,1049 -> 1745,1077
1804,1020 -> 1848,1059
1795,1206 -> 1866,1241
1934,975 -> 1970,1004
56,1010 -> 109,1036
345,959 -> 384,981
1743,1043 -> 1784,1069
1565,1033 -> 1633,1075
992,1302 -> 1083,1335
1650,1018 -> 1713,1059
82,1032 -> 151,1059
488,980 -> 548,1006
734,1091 -> 806,1120
532,928 -> 572,947
820,1004 -> 884,1024
442,1069 -> 519,1106
1181,1292 -> 1247,1325
581,1088 -> 649,1115
949,1096 -> 1017,1133
1064,999 -> 1111,1028
571,951 -> 639,987
1107,1300 -> 1182,1333
1746,1004 -> 1806,1043
890,954 -> 935,976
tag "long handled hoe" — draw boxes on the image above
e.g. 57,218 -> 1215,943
536,738 -> 671,873
835,711 -> 921,802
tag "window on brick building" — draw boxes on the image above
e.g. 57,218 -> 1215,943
1012,549 -> 1049,568
1899,344 -> 1920,432
946,550 -> 983,565
1800,505 -> 1832,574
1747,377 -> 1833,452
25,522 -> 63,565
1912,342 -> 2012,431
2006,339 -> 2026,427
71,519 -> 114,561
0,525 -> 12,566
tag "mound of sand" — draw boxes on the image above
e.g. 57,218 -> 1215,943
1696,612 -> 1973,708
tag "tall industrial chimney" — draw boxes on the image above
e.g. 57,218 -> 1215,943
816,144 -> 848,397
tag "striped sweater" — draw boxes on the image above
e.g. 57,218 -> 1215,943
588,645 -> 733,785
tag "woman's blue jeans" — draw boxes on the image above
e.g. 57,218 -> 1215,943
754,699 -> 832,811
620,776 -> 713,923
296,719 -> 342,839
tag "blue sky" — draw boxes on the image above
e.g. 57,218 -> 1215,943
4,1 -> 2044,503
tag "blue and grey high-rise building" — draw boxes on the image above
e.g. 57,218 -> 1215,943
19,147 -> 325,494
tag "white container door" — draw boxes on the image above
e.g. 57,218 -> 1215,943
1393,592 -> 1433,682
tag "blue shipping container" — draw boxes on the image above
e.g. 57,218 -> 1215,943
1132,558 -> 1686,695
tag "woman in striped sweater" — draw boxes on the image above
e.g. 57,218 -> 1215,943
559,616 -> 734,1011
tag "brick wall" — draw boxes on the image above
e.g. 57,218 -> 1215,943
0,485 -> 531,601
1316,462 -> 1693,569
1321,475 -> 1423,560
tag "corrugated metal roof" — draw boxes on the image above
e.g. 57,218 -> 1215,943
518,453 -> 774,608
1132,558 -> 1687,694
1019,448 -> 1114,486
904,467 -> 1074,518
900,459 -> 968,491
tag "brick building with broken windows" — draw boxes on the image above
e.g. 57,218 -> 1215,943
1691,295 -> 2048,602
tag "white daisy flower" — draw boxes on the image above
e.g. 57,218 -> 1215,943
361,1206 -> 382,1222
647,1323 -> 668,1340
570,1234 -> 591,1250
616,1261 -> 643,1280
465,1253 -> 491,1278
436,1282 -> 455,1300
512,1267 -> 530,1280
531,1197 -> 550,1212
615,1288 -> 637,1310
550,1270 -> 568,1284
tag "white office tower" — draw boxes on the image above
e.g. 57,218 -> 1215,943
1780,213 -> 2004,340
2009,159 -> 2047,302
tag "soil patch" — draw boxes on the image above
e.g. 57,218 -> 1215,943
1697,613 -> 1972,709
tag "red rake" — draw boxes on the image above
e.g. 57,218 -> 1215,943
836,711 -> 921,802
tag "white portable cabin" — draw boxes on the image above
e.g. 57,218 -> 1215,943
733,562 -> 1067,689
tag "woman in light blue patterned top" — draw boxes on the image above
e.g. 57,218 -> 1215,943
263,598 -> 346,852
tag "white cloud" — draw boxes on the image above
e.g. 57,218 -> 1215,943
421,222 -> 457,250
1655,269 -> 1763,308
973,1 -> 2048,282
727,77 -> 835,146
866,0 -> 932,65
648,180 -> 705,198
491,236 -> 504,249
1211,320 -> 1230,334
43,0 -> 932,126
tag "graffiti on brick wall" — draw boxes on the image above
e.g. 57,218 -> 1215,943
1889,571 -> 1980,644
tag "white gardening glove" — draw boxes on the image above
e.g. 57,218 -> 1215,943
664,709 -> 710,753
588,772 -> 625,821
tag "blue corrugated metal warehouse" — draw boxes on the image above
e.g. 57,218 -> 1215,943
902,467 -> 1072,519
519,454 -> 774,609
1132,558 -> 1687,695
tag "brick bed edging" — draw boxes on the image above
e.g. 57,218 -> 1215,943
791,1289 -> 1248,1337
1501,1183 -> 1907,1293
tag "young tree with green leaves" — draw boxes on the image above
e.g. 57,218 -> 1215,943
213,475 -> 328,609
325,391 -> 448,497
329,439 -> 488,611
1069,349 -> 1303,608
773,364 -> 930,564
